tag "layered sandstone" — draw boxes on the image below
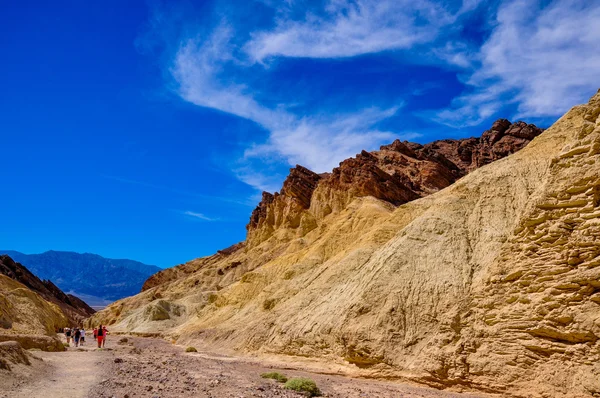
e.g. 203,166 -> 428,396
87,93 -> 600,398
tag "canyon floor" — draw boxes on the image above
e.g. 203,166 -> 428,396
0,335 -> 491,398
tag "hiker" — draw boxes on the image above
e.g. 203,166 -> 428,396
97,325 -> 104,348
65,327 -> 71,344
80,328 -> 85,345
93,327 -> 98,341
74,327 -> 81,347
101,326 -> 108,348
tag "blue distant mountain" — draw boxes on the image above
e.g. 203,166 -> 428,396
0,250 -> 161,306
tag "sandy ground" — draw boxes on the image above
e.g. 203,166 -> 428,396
1,335 -> 491,398
0,336 -> 112,398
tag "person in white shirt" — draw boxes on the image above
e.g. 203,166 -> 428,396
80,328 -> 86,345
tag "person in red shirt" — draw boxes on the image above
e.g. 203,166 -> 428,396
96,325 -> 104,348
93,328 -> 98,341
101,326 -> 108,348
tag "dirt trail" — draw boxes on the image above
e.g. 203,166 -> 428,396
2,335 -> 492,398
0,336 -> 114,398
8,349 -> 112,398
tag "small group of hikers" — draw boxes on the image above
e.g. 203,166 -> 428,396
64,325 -> 109,348
64,327 -> 86,347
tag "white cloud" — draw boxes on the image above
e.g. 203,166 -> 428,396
182,211 -> 216,221
172,22 -> 409,191
436,0 -> 600,127
233,166 -> 284,193
244,107 -> 417,172
245,0 -> 474,62
173,24 -> 283,127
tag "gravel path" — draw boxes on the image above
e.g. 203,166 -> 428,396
0,337 -> 112,398
2,335 -> 492,398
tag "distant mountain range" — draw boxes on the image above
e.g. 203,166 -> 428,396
0,250 -> 161,307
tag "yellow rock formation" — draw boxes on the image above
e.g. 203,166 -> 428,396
0,275 -> 68,335
88,90 -> 600,397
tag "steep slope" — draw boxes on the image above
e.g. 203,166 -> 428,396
0,255 -> 94,328
1,250 -> 161,304
245,119 -> 543,248
0,274 -> 68,336
142,119 -> 542,292
86,96 -> 600,398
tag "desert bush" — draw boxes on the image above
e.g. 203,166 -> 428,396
207,293 -> 219,304
284,377 -> 321,396
262,298 -> 277,311
283,270 -> 295,280
185,346 -> 197,353
260,372 -> 287,383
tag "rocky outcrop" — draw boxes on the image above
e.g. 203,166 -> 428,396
0,341 -> 32,371
216,242 -> 245,257
0,335 -> 64,352
0,273 -> 68,336
0,255 -> 94,325
420,119 -> 542,172
246,166 -> 323,247
246,119 -> 543,247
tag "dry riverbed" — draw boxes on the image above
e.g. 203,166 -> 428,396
1,335 -> 490,398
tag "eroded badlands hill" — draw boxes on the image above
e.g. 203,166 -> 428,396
142,119 -> 542,291
88,94 -> 600,398
0,255 -> 93,335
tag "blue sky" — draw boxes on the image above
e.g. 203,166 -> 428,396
1,0 -> 599,267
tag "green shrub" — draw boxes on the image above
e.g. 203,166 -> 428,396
260,372 -> 288,383
64,343 -> 70,347
185,346 -> 197,353
284,377 -> 321,396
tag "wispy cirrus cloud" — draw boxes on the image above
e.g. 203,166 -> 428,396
153,0 -> 600,192
181,211 -> 217,221
171,23 -> 411,191
435,0 -> 600,127
245,0 -> 479,62
242,106 -> 419,171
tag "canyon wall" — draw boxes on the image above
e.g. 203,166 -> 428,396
88,93 -> 600,398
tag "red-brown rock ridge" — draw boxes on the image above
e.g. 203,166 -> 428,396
247,119 -> 543,247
